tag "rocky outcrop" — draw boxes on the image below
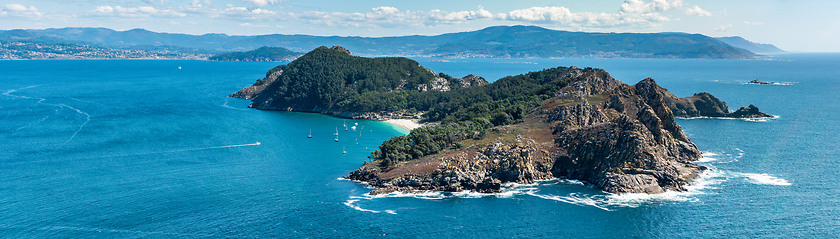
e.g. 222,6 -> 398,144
347,72 -> 711,195
636,82 -> 773,119
348,138 -> 553,195
667,92 -> 730,118
229,70 -> 283,99
457,74 -> 489,88
730,104 -> 773,118
417,77 -> 451,92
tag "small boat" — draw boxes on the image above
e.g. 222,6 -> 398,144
351,125 -> 356,130
335,137 -> 339,142
354,122 -> 358,126
308,129 -> 312,138
342,146 -> 346,154
178,66 -> 182,69
255,142 -> 261,145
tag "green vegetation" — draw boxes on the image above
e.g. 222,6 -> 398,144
209,46 -> 301,61
369,67 -> 589,166
250,46 -> 605,167
253,46 -> 438,111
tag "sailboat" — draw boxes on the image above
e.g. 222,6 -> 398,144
308,129 -> 312,138
342,146 -> 346,154
334,128 -> 338,136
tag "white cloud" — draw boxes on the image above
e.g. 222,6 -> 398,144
620,0 -> 684,14
428,6 -> 495,22
2,3 -> 43,17
240,0 -> 281,8
289,4 -> 678,30
685,5 -> 711,17
90,5 -> 186,18
744,21 -> 764,25
503,6 -> 672,29
714,24 -> 732,31
240,22 -> 268,27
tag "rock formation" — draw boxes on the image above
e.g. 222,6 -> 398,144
347,70 -> 710,195
229,69 -> 283,99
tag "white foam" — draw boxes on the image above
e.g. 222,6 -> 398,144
744,82 -> 796,86
738,173 -> 792,186
734,148 -> 744,161
697,153 -> 718,162
676,115 -> 779,121
343,199 -> 381,213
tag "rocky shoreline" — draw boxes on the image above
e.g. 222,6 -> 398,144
345,69 -> 731,195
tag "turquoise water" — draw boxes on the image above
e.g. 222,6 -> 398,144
1,55 -> 838,238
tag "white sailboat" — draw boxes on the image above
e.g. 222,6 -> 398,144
342,146 -> 346,154
308,129 -> 312,138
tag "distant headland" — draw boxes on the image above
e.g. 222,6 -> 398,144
230,46 -> 773,195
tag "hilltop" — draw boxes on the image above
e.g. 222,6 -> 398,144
208,46 -> 302,62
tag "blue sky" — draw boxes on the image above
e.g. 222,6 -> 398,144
1,0 -> 837,52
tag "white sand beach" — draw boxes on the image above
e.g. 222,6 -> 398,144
385,119 -> 422,131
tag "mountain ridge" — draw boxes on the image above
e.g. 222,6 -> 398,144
2,25 -> 759,59
715,36 -> 785,54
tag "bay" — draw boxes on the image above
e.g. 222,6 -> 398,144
1,54 -> 838,238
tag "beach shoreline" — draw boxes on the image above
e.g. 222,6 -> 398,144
384,119 -> 423,131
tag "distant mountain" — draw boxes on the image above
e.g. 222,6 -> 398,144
1,25 -> 757,59
716,36 -> 785,54
208,46 -> 302,62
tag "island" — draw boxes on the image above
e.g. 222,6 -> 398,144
231,46 -> 772,194
746,79 -> 785,85
209,46 -> 302,62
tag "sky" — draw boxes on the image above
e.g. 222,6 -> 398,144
0,0 -> 837,52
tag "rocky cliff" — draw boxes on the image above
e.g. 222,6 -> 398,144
229,69 -> 283,99
643,83 -> 773,118
348,70 -> 711,195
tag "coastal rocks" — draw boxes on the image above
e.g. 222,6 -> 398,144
669,92 -> 729,117
667,92 -> 773,118
347,72 -> 710,195
747,79 -> 781,85
730,104 -> 773,118
229,69 -> 282,99
346,138 -> 554,195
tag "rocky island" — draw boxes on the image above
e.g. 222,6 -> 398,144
746,79 -> 784,85
232,46 -> 771,194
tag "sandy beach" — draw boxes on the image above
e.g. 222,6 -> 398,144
385,119 -> 423,131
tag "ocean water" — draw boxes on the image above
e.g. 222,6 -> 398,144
1,54 -> 838,238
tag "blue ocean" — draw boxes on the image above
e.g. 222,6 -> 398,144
1,54 -> 838,238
